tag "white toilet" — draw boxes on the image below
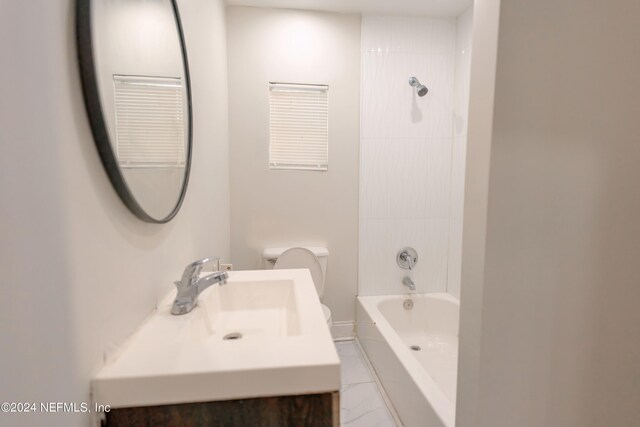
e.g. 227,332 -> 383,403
262,246 -> 332,328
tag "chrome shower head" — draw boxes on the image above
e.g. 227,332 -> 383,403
409,76 -> 428,97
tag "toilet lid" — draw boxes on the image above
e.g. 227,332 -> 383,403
321,304 -> 332,322
274,247 -> 324,297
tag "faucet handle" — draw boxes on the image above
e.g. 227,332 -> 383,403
397,247 -> 418,270
180,257 -> 221,287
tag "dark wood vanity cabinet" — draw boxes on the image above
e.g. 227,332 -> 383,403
103,392 -> 339,427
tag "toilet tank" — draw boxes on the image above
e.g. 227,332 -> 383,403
262,246 -> 329,291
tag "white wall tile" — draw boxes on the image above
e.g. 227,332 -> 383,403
360,137 -> 391,219
446,7 -> 474,298
454,8 -> 473,138
426,137 -> 453,219
361,137 -> 451,221
385,138 -> 429,219
423,218 -> 451,291
359,219 -> 393,294
359,14 -> 468,298
362,16 -> 456,54
361,51 -> 454,139
447,218 -> 463,299
450,134 -> 467,221
359,217 -> 449,296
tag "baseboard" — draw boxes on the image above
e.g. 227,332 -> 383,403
330,321 -> 355,341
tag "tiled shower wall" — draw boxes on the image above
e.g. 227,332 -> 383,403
448,8 -> 473,299
358,11 -> 472,297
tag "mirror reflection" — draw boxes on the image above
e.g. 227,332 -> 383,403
80,0 -> 192,222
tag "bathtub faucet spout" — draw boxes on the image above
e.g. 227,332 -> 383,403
402,276 -> 416,291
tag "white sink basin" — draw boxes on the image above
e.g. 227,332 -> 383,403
195,278 -> 300,339
92,269 -> 340,408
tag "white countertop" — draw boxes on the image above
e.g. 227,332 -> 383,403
92,269 -> 340,408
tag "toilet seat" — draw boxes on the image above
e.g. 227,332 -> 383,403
321,304 -> 332,325
274,247 -> 332,327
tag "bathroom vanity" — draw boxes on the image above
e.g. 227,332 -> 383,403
103,393 -> 338,426
92,269 -> 340,426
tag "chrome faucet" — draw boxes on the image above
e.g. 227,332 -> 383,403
171,257 -> 229,315
402,276 -> 416,291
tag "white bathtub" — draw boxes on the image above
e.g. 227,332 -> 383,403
356,293 -> 459,427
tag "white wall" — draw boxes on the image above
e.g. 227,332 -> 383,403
226,7 -> 361,324
358,16 -> 457,296
448,7 -> 473,299
0,1 -> 229,426
455,0 -> 500,422
458,0 -> 640,425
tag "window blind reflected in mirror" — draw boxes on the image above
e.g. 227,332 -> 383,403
113,75 -> 185,169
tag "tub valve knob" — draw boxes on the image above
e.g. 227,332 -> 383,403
397,247 -> 418,270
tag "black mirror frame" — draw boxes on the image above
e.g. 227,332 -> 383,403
75,0 -> 193,223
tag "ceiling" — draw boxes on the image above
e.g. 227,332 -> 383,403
224,0 -> 474,18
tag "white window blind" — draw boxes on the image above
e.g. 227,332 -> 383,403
113,75 -> 185,168
269,82 -> 328,171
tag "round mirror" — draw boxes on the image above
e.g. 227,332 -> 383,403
76,0 -> 192,223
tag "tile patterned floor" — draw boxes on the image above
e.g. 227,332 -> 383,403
336,341 -> 398,427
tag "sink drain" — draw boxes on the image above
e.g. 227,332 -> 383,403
410,345 -> 421,351
223,332 -> 243,340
